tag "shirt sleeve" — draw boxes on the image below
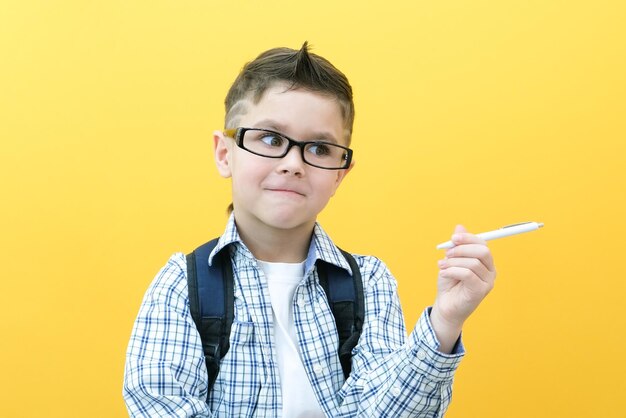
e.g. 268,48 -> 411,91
123,253 -> 212,418
335,256 -> 465,418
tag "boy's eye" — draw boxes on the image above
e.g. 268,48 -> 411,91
259,133 -> 285,147
307,143 -> 332,157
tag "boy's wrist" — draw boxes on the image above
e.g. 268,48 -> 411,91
429,305 -> 464,354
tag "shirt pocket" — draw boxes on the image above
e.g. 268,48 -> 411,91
210,321 -> 261,416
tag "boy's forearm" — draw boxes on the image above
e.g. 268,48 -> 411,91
339,308 -> 463,417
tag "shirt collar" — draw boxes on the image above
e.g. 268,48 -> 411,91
208,214 -> 352,274
207,214 -> 242,266
306,223 -> 352,274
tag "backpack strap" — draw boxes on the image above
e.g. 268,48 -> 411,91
186,239 -> 234,392
317,249 -> 364,380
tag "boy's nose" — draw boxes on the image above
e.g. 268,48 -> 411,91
276,145 -> 306,175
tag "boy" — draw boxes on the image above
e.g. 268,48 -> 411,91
123,43 -> 496,417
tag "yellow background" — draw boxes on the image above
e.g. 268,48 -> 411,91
1,1 -> 625,417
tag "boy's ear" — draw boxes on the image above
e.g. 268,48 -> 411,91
213,130 -> 233,178
331,159 -> 355,196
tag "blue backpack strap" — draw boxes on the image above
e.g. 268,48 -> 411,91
317,248 -> 364,380
186,238 -> 234,393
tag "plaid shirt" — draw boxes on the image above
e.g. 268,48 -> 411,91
123,216 -> 464,417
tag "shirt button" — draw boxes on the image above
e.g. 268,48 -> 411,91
417,350 -> 427,361
298,298 -> 307,308
313,364 -> 324,375
391,386 -> 402,397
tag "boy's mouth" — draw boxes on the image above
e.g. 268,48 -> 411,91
266,187 -> 305,197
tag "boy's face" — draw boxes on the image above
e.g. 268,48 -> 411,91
214,84 -> 353,237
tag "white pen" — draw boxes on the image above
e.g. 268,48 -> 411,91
436,221 -> 544,250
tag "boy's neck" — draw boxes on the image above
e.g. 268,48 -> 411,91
234,216 -> 314,263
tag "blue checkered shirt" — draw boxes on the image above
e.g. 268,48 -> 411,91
123,216 -> 465,417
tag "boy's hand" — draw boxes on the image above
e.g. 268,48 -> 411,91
430,225 -> 497,353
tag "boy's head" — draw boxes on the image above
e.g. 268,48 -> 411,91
224,42 -> 355,145
214,43 -> 355,236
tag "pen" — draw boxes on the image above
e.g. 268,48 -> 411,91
436,222 -> 544,250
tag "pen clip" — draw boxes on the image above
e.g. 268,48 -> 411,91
501,222 -> 533,229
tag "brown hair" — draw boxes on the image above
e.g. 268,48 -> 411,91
224,42 -> 355,144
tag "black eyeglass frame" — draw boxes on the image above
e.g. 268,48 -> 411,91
223,127 -> 353,170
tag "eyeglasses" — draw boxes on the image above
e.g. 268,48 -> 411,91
223,127 -> 353,170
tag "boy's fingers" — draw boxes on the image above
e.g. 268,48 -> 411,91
439,257 -> 488,275
438,266 -> 487,287
439,258 -> 493,284
446,244 -> 495,272
451,231 -> 487,246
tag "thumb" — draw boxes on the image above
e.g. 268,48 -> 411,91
454,224 -> 467,234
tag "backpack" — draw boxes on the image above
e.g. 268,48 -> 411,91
186,238 -> 364,393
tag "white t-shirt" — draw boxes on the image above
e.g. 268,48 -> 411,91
257,260 -> 325,418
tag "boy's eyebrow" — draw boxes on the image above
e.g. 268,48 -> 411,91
252,119 -> 340,143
